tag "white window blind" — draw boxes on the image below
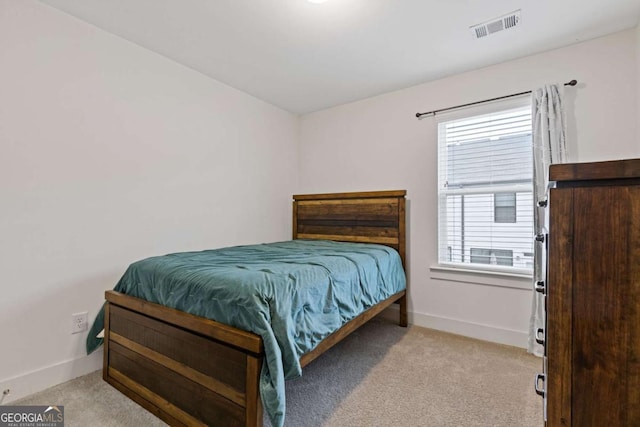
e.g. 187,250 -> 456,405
437,104 -> 533,274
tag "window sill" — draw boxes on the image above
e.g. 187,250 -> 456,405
430,265 -> 533,290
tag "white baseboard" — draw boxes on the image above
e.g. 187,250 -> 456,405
0,351 -> 103,405
381,306 -> 528,349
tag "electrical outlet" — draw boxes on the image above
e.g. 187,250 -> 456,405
71,312 -> 88,334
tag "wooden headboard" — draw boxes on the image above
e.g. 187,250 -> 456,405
292,190 -> 406,267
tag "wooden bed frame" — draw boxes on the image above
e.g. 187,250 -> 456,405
103,190 -> 407,426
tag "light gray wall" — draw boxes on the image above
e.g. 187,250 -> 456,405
0,0 -> 298,401
299,29 -> 639,348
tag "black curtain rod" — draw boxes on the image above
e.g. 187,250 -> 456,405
415,79 -> 578,119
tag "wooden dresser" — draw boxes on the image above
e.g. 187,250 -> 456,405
540,158 -> 640,426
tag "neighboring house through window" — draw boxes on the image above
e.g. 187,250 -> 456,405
494,192 -> 516,223
437,99 -> 533,274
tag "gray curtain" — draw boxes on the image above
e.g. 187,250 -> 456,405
528,84 -> 568,356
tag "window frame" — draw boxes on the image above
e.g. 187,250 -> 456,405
435,96 -> 534,277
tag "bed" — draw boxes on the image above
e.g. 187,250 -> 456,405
95,190 -> 407,427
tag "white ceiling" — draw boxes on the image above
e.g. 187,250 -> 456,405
39,0 -> 640,114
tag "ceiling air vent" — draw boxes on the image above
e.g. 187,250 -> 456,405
470,10 -> 521,39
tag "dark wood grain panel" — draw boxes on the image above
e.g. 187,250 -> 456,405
297,198 -> 399,222
550,158 -> 640,182
103,301 -> 111,383
106,291 -> 263,354
628,186 -> 640,426
571,186 -> 629,426
109,341 -> 245,426
398,196 -> 406,268
297,224 -> 399,238
547,187 -> 573,427
245,355 -> 263,425
397,196 -> 407,326
109,304 -> 247,394
110,332 -> 245,406
106,371 -> 194,426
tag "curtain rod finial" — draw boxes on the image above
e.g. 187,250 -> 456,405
566,79 -> 577,86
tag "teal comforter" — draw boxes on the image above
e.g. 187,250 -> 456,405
87,239 -> 406,427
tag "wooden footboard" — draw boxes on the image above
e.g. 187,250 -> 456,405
104,290 -> 264,427
104,288 -> 405,427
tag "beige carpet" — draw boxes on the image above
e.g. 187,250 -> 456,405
13,318 -> 543,426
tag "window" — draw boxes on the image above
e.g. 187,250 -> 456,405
470,248 -> 514,266
494,192 -> 516,223
437,102 -> 533,274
